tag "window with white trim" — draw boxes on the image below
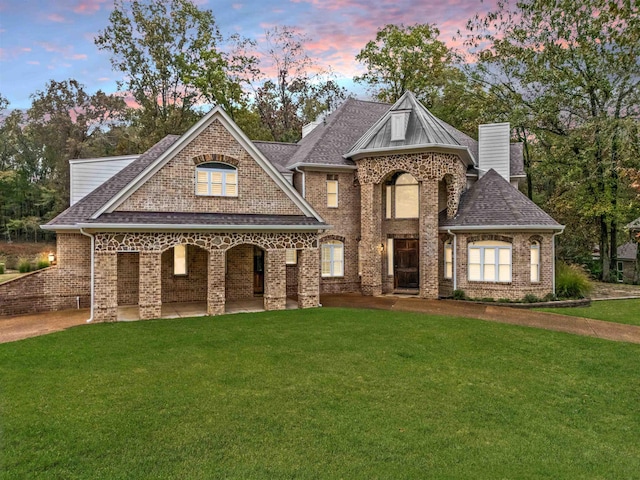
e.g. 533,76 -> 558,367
286,248 -> 297,265
468,240 -> 511,282
444,240 -> 453,279
530,241 -> 540,283
196,162 -> 237,197
327,174 -> 338,208
321,240 -> 344,277
174,244 -> 187,275
387,238 -> 394,276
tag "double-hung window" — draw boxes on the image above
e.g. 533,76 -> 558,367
196,162 -> 237,197
321,240 -> 344,277
468,241 -> 511,282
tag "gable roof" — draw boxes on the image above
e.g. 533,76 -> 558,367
344,91 -> 474,165
45,134 -> 180,228
45,107 -> 327,230
253,141 -> 299,172
627,216 -> 640,232
617,241 -> 638,260
439,169 -> 563,231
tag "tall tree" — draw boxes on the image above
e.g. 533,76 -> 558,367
250,26 -> 347,142
95,0 -> 237,147
26,79 -> 126,213
465,0 -> 640,280
354,24 -> 452,106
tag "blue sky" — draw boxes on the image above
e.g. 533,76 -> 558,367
0,0 -> 496,109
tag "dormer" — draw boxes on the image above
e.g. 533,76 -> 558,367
390,110 -> 410,141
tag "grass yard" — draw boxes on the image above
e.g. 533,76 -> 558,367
1,308 -> 639,479
0,272 -> 24,284
537,298 -> 640,326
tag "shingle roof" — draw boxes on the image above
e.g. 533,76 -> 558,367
286,97 -> 391,167
46,135 -> 180,227
84,212 -> 326,228
439,169 -> 562,229
253,141 -> 299,172
617,241 -> 638,260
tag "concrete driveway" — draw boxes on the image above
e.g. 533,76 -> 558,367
0,309 -> 89,344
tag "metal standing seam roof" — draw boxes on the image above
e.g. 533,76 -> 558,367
346,91 -> 463,156
627,217 -> 640,232
439,169 -> 562,229
617,241 -> 638,260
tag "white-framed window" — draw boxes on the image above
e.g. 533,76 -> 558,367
174,244 -> 187,275
286,248 -> 297,265
326,174 -> 338,208
530,241 -> 540,283
385,185 -> 392,219
196,162 -> 238,197
444,240 -> 453,279
617,260 -> 624,283
321,240 -> 344,277
468,240 -> 511,282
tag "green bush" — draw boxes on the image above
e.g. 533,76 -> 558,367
17,258 -> 32,273
543,293 -> 557,302
523,294 -> 540,303
479,297 -> 495,302
498,298 -> 511,303
452,289 -> 466,300
555,262 -> 593,299
36,260 -> 50,270
0,263 -> 4,274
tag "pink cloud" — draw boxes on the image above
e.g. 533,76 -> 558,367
47,13 -> 67,23
27,60 -> 40,65
232,3 -> 243,9
72,0 -> 109,14
71,53 -> 88,60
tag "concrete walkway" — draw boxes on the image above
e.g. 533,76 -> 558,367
2,295 -> 639,345
321,294 -> 640,344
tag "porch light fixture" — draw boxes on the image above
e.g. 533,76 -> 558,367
48,252 -> 56,265
377,243 -> 385,254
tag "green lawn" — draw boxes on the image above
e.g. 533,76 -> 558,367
0,272 -> 25,284
2,308 -> 639,479
538,298 -> 640,326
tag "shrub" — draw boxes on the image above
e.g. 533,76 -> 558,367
543,292 -> 557,302
497,298 -> 511,303
479,297 -> 495,302
555,262 -> 593,299
36,260 -> 50,270
17,257 -> 32,273
523,294 -> 540,303
452,289 -> 466,300
0,263 -> 4,274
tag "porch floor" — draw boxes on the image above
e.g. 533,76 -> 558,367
117,297 -> 299,321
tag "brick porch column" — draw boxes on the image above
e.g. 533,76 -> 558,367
264,249 -> 286,310
419,178 -> 439,299
297,248 -> 320,308
139,252 -> 161,319
360,182 -> 382,296
208,249 -> 225,315
94,251 -> 117,322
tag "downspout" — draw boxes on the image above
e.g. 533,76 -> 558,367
80,228 -> 95,323
552,228 -> 565,296
447,229 -> 457,292
294,167 -> 305,198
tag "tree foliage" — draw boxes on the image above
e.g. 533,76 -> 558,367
465,0 -> 640,280
355,24 -> 453,106
250,26 -> 347,142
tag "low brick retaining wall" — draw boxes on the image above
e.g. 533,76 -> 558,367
0,267 -> 90,317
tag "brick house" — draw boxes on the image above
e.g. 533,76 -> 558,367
0,91 -> 564,320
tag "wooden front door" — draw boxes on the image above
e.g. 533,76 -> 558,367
253,247 -> 264,295
394,239 -> 419,289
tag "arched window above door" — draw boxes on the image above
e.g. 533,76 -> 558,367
385,172 -> 419,219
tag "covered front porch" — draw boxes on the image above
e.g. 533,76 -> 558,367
91,231 -> 320,322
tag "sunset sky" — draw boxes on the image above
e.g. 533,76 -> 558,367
0,0 -> 496,109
